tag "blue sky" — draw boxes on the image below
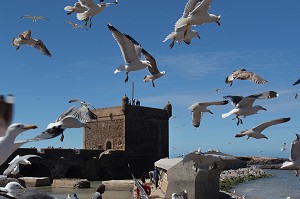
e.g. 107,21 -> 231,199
2,0 -> 300,159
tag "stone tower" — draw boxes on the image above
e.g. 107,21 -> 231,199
83,96 -> 171,176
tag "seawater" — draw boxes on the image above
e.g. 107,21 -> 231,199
34,181 -> 133,199
231,169 -> 300,199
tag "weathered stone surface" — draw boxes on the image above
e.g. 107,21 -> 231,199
52,179 -> 90,188
18,177 -> 51,187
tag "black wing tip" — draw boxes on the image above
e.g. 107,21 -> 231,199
235,134 -> 244,138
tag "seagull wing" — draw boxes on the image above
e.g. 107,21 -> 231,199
107,23 -> 141,65
292,78 -> 300,86
19,30 -> 31,40
3,155 -> 41,175
181,0 -> 202,18
141,49 -> 159,75
199,100 -> 228,107
124,34 -> 143,59
235,71 -> 267,84
246,91 -> 278,100
20,15 -> 34,19
55,105 -> 77,122
32,39 -> 52,57
223,95 -> 244,107
190,0 -> 213,16
252,118 -> 291,133
33,126 -> 65,141
290,134 -> 300,162
0,95 -> 13,137
70,105 -> 97,123
78,0 -> 97,8
36,16 -> 49,21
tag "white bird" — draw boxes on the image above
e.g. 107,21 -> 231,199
64,2 -> 87,15
77,0 -> 118,28
171,190 -> 187,199
33,99 -> 97,142
280,134 -> 300,177
12,30 -> 52,57
225,69 -> 267,86
163,26 -> 200,49
0,182 -> 25,198
281,143 -> 288,151
99,149 -> 112,159
141,48 -> 166,87
175,0 -> 221,38
20,15 -> 49,22
0,95 -> 14,137
222,91 -> 279,125
0,123 -> 38,166
107,23 -> 152,83
188,100 -> 228,128
235,118 -> 291,139
65,21 -> 87,29
3,154 -> 42,176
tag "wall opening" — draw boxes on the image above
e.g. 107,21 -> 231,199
65,165 -> 85,179
106,141 -> 112,150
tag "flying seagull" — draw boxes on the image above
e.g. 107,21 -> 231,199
222,91 -> 278,125
188,100 -> 228,128
77,0 -> 118,28
0,95 -> 14,137
225,69 -> 267,86
292,78 -> 300,86
141,48 -> 166,87
33,99 -> 97,142
163,26 -> 200,49
107,23 -> 152,82
281,143 -> 287,151
12,30 -> 52,57
235,118 -> 291,139
280,134 -> 300,177
20,15 -> 49,22
0,123 -> 38,166
175,0 -> 221,38
65,21 -> 87,29
64,2 -> 87,15
3,155 -> 41,176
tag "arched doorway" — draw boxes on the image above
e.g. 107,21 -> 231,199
106,141 -> 112,149
65,165 -> 85,179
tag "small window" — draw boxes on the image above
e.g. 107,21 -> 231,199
106,141 -> 112,149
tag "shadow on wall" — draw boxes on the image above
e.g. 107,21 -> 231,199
65,165 -> 85,179
21,163 -> 52,179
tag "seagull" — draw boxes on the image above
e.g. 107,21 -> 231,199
171,190 -> 187,199
0,181 -> 25,198
77,0 -> 118,28
65,21 -> 87,29
0,123 -> 38,166
292,78 -> 300,86
0,95 -> 14,137
12,30 -> 52,57
225,69 -> 267,86
141,48 -> 166,87
20,15 -> 49,22
222,91 -> 279,125
210,88 -> 222,93
183,149 -> 243,172
99,149 -> 112,159
64,2 -> 87,15
3,155 -> 42,176
280,134 -> 300,177
293,93 -> 298,99
107,23 -> 152,83
235,118 -> 291,139
188,100 -> 228,128
175,0 -> 221,38
163,26 -> 200,49
281,143 -> 288,151
33,99 -> 97,142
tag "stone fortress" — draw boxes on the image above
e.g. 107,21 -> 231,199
0,96 -> 172,181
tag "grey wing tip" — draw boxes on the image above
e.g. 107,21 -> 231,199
235,133 -> 244,138
223,100 -> 229,105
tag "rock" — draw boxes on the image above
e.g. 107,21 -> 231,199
52,179 -> 90,188
18,177 -> 51,187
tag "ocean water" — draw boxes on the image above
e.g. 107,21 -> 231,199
34,181 -> 133,199
231,169 -> 300,199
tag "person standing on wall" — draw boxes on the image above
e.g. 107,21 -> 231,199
153,167 -> 160,189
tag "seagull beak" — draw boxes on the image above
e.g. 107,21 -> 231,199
148,64 -> 153,68
23,125 -> 38,130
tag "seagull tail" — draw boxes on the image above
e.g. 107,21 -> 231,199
77,12 -> 88,21
163,32 -> 176,42
280,161 -> 294,169
114,65 -> 125,74
221,112 -> 232,118
143,75 -> 152,82
175,17 -> 189,30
